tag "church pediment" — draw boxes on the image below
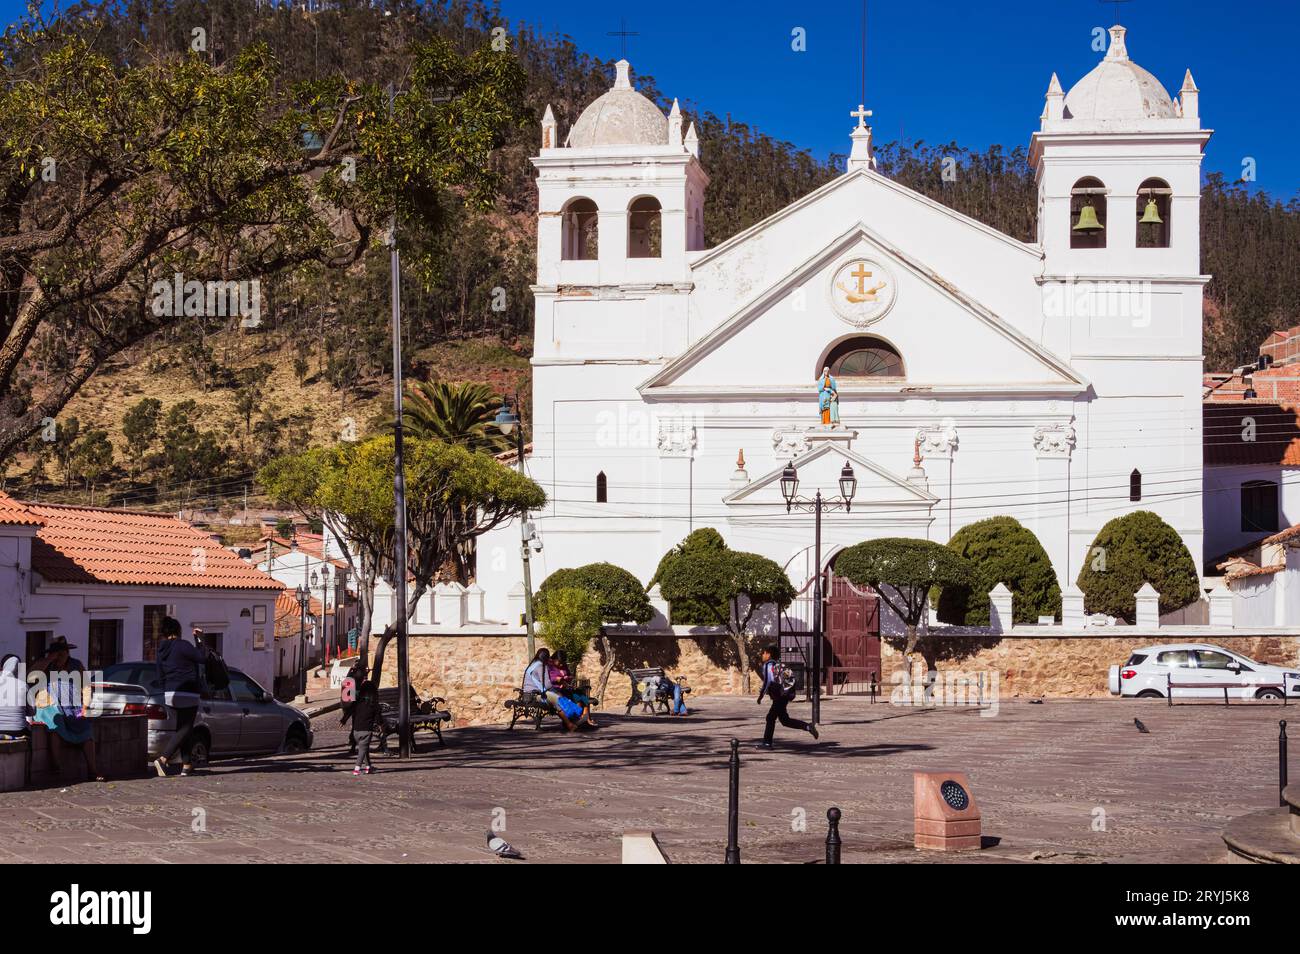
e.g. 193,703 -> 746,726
723,442 -> 938,510
641,221 -> 1087,399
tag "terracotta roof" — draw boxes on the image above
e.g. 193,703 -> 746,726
1204,402 -> 1300,466
1224,562 -> 1286,582
259,533 -> 348,571
17,498 -> 279,590
1263,523 -> 1300,547
274,587 -> 321,638
0,494 -> 44,527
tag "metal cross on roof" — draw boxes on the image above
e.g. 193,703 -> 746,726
1099,0 -> 1133,23
607,18 -> 639,58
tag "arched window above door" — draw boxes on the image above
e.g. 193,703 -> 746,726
819,337 -> 905,379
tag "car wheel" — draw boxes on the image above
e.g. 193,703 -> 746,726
189,731 -> 211,766
1136,689 -> 1163,699
1256,688 -> 1284,700
283,727 -> 310,754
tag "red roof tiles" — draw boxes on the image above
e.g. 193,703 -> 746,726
0,494 -> 278,590
1203,402 -> 1300,467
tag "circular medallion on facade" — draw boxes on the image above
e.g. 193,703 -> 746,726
829,258 -> 896,327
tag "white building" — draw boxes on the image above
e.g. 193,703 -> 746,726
0,494 -> 281,689
475,25 -> 1210,622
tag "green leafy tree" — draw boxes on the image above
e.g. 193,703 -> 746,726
53,415 -> 79,488
648,527 -> 729,625
1076,511 -> 1202,623
121,398 -> 162,476
401,380 -> 509,452
69,427 -> 113,500
536,587 -> 602,674
159,401 -> 225,485
935,516 -> 1062,626
836,538 -> 974,674
537,562 -> 653,700
658,546 -> 795,691
0,14 -> 527,463
260,436 -> 544,676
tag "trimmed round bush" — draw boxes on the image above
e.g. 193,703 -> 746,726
535,562 -> 653,625
935,516 -> 1062,625
1075,510 -> 1201,623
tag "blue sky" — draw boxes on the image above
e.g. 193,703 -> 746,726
2,0 -> 1294,198
498,0 -> 1295,198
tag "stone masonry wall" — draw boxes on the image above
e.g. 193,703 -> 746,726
374,632 -> 1300,726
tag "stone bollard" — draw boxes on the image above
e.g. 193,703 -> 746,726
825,807 -> 842,864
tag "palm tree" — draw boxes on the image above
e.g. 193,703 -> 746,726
400,381 -> 510,453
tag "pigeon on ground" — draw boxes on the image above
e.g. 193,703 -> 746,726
1134,717 -> 1149,734
487,832 -> 524,860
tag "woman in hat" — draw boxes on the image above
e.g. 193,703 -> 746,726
30,636 -> 102,782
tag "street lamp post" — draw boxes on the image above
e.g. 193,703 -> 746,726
312,564 -> 332,667
780,460 -> 857,728
494,394 -> 536,659
294,583 -> 310,699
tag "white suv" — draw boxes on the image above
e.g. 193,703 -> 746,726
1108,643 -> 1300,701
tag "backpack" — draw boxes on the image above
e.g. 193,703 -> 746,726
204,651 -> 231,691
776,663 -> 798,693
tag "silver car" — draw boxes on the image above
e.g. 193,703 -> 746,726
94,661 -> 313,763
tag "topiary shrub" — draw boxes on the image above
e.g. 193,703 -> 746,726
935,516 -> 1062,625
1075,510 -> 1201,623
647,528 -> 729,625
536,586 -> 602,668
535,562 -> 653,701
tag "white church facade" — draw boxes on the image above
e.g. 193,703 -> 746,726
474,25 -> 1211,625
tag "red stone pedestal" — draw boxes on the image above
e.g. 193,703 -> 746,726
914,771 -> 981,851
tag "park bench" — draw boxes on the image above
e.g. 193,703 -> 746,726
624,667 -> 690,715
503,682 -> 601,730
375,687 -> 452,753
1165,673 -> 1290,707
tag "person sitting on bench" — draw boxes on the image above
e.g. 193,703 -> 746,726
549,650 -> 599,728
522,649 -> 595,732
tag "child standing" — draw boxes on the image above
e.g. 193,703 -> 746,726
351,680 -> 378,775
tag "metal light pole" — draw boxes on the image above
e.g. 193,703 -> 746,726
313,564 -> 332,666
294,583 -> 309,698
781,460 -> 857,728
494,394 -> 536,659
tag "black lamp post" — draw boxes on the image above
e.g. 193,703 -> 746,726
495,393 -> 536,659
294,582 -> 310,699
780,459 -> 857,727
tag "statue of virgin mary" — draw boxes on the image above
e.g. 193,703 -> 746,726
817,367 -> 839,428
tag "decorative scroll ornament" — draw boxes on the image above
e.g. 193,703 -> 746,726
916,419 -> 959,459
656,419 -> 697,458
1033,421 -> 1076,458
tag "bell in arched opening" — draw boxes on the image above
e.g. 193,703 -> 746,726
1073,203 -> 1104,232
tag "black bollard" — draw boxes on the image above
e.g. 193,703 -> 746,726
825,807 -> 842,865
1280,720 -> 1289,808
725,738 -> 741,864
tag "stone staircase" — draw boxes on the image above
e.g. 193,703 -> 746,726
1222,785 -> 1300,863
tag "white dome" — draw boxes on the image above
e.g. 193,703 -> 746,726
566,59 -> 668,148
1064,26 -> 1178,122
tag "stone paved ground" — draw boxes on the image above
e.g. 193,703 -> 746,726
0,696 -> 1289,864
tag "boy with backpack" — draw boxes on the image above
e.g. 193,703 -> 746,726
757,645 -> 818,749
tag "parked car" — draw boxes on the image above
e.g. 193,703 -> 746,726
1108,643 -> 1300,700
92,661 -> 313,763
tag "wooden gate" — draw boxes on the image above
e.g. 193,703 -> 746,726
824,571 -> 880,694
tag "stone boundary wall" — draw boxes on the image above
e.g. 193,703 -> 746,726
373,631 -> 1300,727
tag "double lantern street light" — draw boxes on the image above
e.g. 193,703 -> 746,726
779,459 -> 858,728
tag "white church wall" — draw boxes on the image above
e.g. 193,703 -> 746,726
1204,465 -> 1300,562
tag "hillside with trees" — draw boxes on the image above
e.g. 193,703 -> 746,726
3,0 -> 1296,517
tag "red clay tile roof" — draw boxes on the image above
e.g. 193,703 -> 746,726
0,494 -> 43,527
274,588 -> 321,638
18,499 -> 279,590
1263,523 -> 1300,547
1204,402 -> 1300,466
1225,562 -> 1285,582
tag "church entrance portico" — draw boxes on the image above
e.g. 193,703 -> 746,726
780,546 -> 883,697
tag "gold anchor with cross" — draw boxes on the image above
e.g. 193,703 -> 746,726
837,261 -> 887,304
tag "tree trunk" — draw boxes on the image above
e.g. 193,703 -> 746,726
596,630 -> 616,705
732,630 -> 752,693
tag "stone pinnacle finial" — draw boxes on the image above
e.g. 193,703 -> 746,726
913,436 -> 922,467
1105,25 -> 1129,62
737,449 -> 745,469
614,59 -> 632,90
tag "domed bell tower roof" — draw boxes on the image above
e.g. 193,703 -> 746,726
566,59 -> 670,148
